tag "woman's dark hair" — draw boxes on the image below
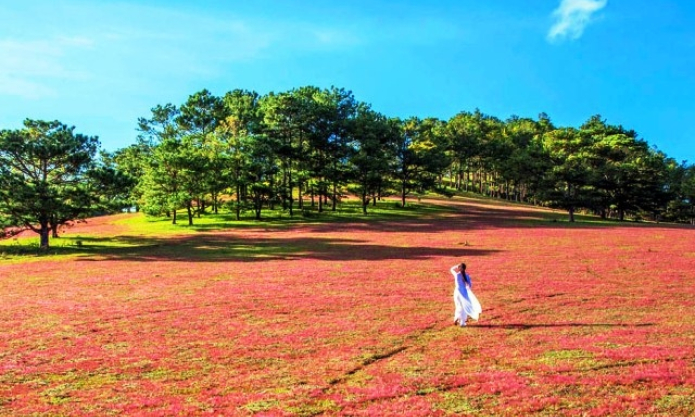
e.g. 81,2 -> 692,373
460,263 -> 466,272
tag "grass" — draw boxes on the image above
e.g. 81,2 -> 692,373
0,195 -> 668,263
0,198 -> 461,261
3,194 -> 693,416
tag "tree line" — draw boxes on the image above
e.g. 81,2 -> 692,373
2,85 -> 694,249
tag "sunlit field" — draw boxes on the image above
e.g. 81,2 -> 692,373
1,197 -> 694,416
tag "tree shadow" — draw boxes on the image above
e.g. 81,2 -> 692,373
286,197 -> 694,235
60,233 -> 502,262
5,195 -> 689,261
469,322 -> 656,330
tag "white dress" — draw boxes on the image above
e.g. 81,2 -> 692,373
451,266 -> 482,325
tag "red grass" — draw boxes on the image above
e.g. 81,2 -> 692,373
1,198 -> 694,416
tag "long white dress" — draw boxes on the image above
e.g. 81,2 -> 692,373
451,266 -> 482,325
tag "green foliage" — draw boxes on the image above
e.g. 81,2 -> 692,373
125,89 -> 691,225
537,115 -> 677,222
0,119 -> 102,249
5,88 -> 690,230
348,106 -> 398,213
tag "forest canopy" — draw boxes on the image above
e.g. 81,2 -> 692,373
2,85 -> 694,249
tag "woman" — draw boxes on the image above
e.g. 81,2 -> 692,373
450,262 -> 482,327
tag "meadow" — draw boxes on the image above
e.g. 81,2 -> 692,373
1,196 -> 694,416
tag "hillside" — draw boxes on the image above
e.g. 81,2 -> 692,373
1,196 -> 694,416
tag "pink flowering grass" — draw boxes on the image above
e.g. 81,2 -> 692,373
1,197 -> 694,416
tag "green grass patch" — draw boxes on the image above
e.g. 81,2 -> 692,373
0,199 -> 451,262
242,399 -> 281,413
0,234 -> 159,261
655,388 -> 695,414
284,398 -> 341,416
116,199 -> 460,233
0,196 -> 653,263
538,349 -> 602,369
433,391 -> 484,414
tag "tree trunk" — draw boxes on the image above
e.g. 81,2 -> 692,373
235,167 -> 241,220
255,195 -> 262,220
269,175 -> 276,211
478,169 -> 483,194
39,221 -> 50,250
457,165 -> 462,190
332,182 -> 337,211
318,182 -> 323,213
298,181 -> 303,210
288,166 -> 294,217
362,188 -> 368,215
49,215 -> 57,238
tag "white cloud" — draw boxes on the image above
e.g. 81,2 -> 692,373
547,0 -> 607,42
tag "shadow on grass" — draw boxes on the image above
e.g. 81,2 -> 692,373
135,196 -> 644,236
266,197 -> 694,235
2,233 -> 501,263
470,322 -> 656,330
144,201 -> 463,233
4,196 -> 689,261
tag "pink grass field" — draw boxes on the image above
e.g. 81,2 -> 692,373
1,198 -> 694,416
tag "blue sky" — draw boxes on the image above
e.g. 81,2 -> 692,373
1,0 -> 694,163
